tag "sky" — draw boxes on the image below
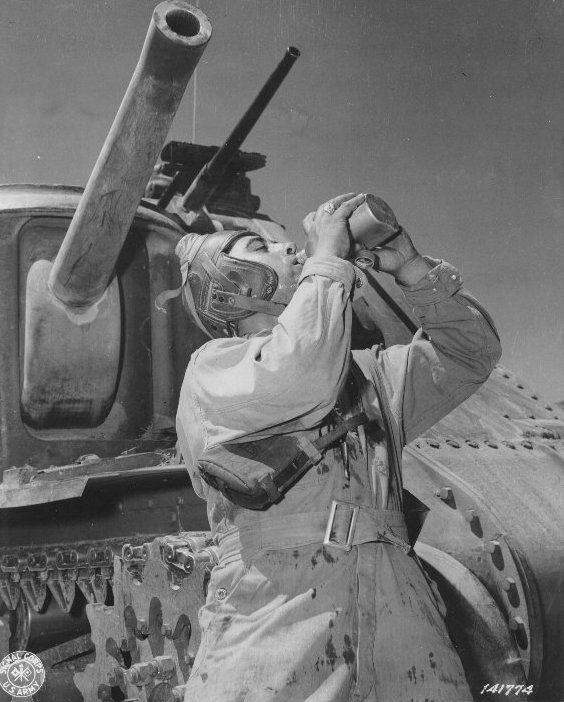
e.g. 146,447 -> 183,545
1,0 -> 563,401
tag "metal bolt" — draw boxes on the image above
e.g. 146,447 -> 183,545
172,686 -> 187,702
161,623 -> 173,638
126,660 -> 158,685
502,577 -> 517,594
137,618 -> 149,636
154,655 -> 177,677
509,616 -> 526,633
486,540 -> 501,556
434,487 -> 453,501
216,587 -> 227,601
464,509 -> 477,523
120,638 -> 130,652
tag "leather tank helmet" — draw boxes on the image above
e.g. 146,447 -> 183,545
175,230 -> 288,338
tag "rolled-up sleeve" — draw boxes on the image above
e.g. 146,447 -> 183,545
180,256 -> 357,449
361,258 -> 502,444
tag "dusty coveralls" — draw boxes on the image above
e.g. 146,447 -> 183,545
176,255 -> 501,702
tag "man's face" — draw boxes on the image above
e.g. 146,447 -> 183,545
228,234 -> 303,305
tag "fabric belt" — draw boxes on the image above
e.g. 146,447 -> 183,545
215,503 -> 411,562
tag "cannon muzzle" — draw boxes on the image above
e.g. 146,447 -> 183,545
49,0 -> 212,310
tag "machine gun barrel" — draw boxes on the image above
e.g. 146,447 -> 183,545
180,46 -> 300,212
49,1 -> 212,310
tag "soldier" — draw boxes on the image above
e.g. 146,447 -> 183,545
175,192 -> 501,701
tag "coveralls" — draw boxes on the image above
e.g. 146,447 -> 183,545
176,255 -> 501,702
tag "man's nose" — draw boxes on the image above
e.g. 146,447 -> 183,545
283,241 -> 297,255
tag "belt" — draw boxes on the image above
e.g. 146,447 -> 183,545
215,501 -> 411,561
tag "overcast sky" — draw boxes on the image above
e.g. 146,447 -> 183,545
1,0 -> 563,401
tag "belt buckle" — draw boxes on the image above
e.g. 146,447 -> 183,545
323,500 -> 359,552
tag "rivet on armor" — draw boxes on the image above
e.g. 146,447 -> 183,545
434,487 -> 453,501
216,587 -> 227,601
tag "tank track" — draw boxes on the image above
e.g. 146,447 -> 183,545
0,532 -> 214,702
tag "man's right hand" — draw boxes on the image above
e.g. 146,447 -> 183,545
302,192 -> 366,259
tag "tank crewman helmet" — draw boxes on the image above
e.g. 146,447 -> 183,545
175,230 -> 287,338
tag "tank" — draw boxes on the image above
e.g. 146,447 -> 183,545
0,3 -> 562,701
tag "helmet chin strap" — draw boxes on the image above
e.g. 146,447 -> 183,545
225,292 -> 287,316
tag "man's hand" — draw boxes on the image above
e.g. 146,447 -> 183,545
302,192 -> 432,286
371,229 -> 431,286
302,193 -> 366,259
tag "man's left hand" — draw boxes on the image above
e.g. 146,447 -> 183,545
370,229 -> 431,285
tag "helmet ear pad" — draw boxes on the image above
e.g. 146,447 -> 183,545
183,230 -> 281,338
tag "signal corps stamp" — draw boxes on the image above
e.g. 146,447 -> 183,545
0,650 -> 45,700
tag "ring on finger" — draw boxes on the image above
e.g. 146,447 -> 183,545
323,202 -> 336,215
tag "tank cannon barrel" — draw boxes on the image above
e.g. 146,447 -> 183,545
180,46 -> 300,213
49,1 -> 212,310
